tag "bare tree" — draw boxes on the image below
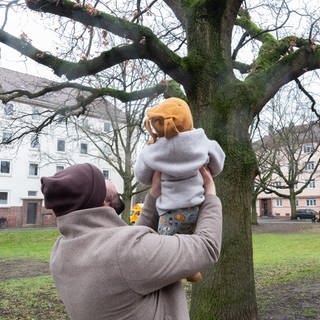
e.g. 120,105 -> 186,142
254,87 -> 320,219
1,1 -> 320,318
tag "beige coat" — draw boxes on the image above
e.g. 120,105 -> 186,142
50,193 -> 222,320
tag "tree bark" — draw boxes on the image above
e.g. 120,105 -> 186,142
184,7 -> 258,318
188,86 -> 258,319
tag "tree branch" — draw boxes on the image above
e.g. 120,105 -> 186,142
246,44 -> 320,115
24,0 -> 190,85
0,80 -> 168,104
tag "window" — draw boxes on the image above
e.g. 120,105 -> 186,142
28,191 -> 37,196
0,160 -> 10,174
32,108 -> 40,120
4,103 -> 14,116
80,143 -> 88,154
307,179 -> 316,189
275,198 -> 282,207
104,121 -> 112,132
305,161 -> 315,171
30,135 -> 40,149
104,145 -> 111,155
306,199 -> 316,206
2,130 -> 12,144
29,163 -> 39,176
56,165 -> 64,172
274,181 -> 281,187
82,118 -> 90,129
0,192 -> 8,205
303,144 -> 313,153
102,170 -> 109,180
57,139 -> 65,152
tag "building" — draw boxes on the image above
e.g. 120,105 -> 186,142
0,67 -> 124,227
256,124 -> 320,217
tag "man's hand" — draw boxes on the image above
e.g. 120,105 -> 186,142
200,167 -> 216,195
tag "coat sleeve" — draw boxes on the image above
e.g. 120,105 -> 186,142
118,195 -> 222,295
207,140 -> 225,177
135,193 -> 159,231
134,149 -> 154,186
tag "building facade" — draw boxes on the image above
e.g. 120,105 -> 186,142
0,68 -> 123,227
256,128 -> 320,218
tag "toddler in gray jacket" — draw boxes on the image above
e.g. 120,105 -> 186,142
135,97 -> 225,237
134,98 -> 225,281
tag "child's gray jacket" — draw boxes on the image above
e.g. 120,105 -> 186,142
134,128 -> 225,214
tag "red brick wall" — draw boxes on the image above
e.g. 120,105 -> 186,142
0,206 -> 56,228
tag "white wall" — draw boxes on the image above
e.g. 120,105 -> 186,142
0,100 -> 123,208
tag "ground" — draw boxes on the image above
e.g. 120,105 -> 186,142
253,220 -> 320,320
1,222 -> 319,319
0,259 -> 49,281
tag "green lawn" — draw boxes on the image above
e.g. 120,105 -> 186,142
0,228 -> 319,319
0,229 -> 59,261
253,232 -> 320,289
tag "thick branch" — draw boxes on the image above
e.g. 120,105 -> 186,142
24,0 -> 190,85
0,81 -> 168,104
246,45 -> 320,114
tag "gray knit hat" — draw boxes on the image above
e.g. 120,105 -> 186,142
41,163 -> 106,217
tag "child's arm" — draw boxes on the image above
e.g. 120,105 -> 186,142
207,140 -> 226,177
134,150 -> 155,185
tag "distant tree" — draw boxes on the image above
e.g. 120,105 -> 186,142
254,89 -> 320,219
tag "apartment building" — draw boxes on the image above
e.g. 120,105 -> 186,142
0,67 -> 123,227
256,125 -> 320,217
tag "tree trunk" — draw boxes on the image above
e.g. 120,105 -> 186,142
251,192 -> 258,225
289,189 -> 297,220
188,86 -> 258,319
121,197 -> 131,224
190,141 -> 258,320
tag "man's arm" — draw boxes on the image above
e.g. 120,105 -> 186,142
119,194 -> 222,295
135,171 -> 161,230
120,168 -> 222,294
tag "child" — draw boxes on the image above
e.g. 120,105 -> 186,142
134,97 -> 225,281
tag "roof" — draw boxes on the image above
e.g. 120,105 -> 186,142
0,67 -> 124,121
253,122 -> 320,150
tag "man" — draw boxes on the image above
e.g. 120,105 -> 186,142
41,163 -> 222,320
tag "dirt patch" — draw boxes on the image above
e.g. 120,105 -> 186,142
0,259 -> 49,280
258,278 -> 320,320
253,220 -> 320,234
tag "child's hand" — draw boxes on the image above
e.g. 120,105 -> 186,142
150,171 -> 161,198
200,166 -> 216,195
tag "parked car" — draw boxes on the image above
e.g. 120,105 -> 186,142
294,209 -> 318,220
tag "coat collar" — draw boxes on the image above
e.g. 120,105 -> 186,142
56,206 -> 127,239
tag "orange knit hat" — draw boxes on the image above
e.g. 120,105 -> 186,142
145,98 -> 193,143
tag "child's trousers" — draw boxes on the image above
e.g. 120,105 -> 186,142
157,206 -> 199,235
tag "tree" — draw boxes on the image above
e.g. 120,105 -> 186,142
1,1 -> 320,319
72,59 -> 161,223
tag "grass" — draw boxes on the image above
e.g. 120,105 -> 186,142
1,276 -> 68,319
0,227 -> 319,319
253,232 -> 320,289
0,229 -> 59,261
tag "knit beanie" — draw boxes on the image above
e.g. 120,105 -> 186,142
41,163 -> 106,217
145,97 -> 193,143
